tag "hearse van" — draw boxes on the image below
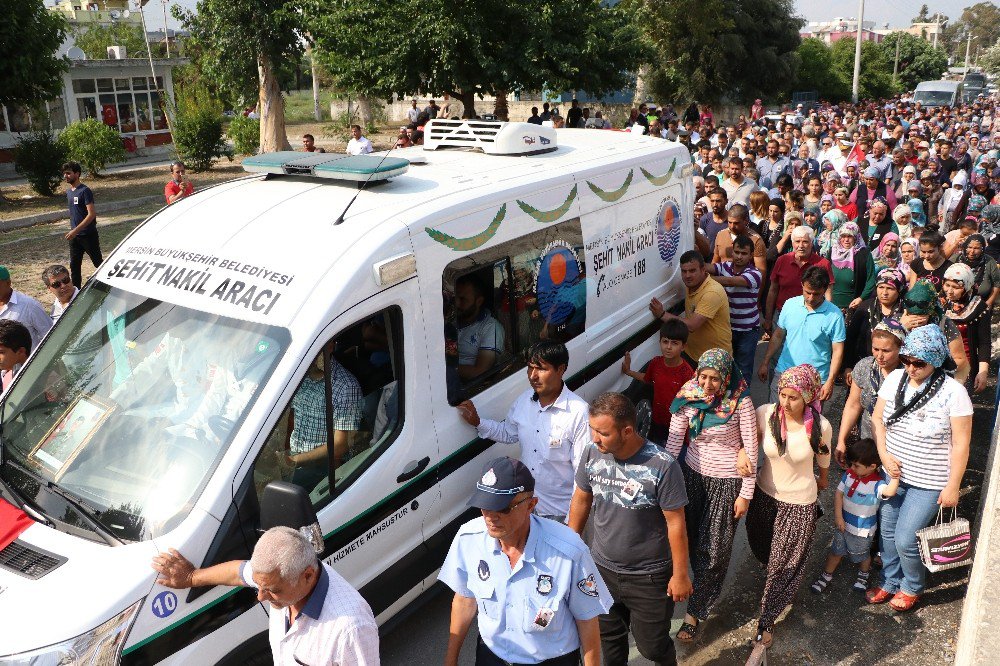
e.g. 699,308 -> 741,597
0,120 -> 693,663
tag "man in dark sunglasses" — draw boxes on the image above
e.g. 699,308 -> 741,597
440,456 -> 610,666
42,264 -> 78,324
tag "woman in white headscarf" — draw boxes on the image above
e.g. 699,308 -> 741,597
941,263 -> 991,393
939,170 -> 968,233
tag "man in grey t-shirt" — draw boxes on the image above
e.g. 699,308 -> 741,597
568,392 -> 690,666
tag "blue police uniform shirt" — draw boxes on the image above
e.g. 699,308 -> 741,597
439,514 -> 612,663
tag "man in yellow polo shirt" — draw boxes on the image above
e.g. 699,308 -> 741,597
649,250 -> 732,363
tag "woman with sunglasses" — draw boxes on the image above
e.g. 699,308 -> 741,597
666,349 -> 757,643
869,324 -> 972,612
941,264 -> 991,394
900,277 -> 970,384
745,364 -> 831,650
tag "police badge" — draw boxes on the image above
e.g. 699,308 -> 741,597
478,559 -> 491,581
536,574 -> 553,595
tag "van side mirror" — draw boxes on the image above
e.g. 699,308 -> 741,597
259,481 -> 324,554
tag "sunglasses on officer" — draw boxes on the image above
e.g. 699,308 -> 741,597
494,494 -> 534,515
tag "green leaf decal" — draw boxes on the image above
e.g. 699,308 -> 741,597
425,204 -> 507,251
640,160 -> 676,186
587,170 -> 634,202
517,185 -> 579,223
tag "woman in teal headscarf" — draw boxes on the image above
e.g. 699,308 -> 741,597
900,277 -> 970,383
666,349 -> 757,641
818,209 -> 847,259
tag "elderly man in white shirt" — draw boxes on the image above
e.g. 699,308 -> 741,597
0,265 -> 52,350
153,526 -> 380,666
457,340 -> 590,522
346,124 -> 373,156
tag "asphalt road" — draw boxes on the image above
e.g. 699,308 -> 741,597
380,340 -> 995,665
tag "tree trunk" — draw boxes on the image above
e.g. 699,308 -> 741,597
258,53 -> 291,152
634,65 -> 650,105
356,95 -> 374,128
309,46 -> 322,121
493,90 -> 509,121
458,90 -> 477,119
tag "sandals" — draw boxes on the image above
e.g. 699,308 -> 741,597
866,587 -> 893,604
676,619 -> 699,642
889,591 -> 920,612
810,572 -> 833,594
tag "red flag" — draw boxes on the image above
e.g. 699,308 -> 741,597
0,498 -> 34,551
843,142 -> 865,172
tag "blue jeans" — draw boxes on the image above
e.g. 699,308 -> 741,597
731,327 -> 761,385
878,482 -> 941,595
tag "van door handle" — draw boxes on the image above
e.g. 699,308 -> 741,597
397,456 -> 430,483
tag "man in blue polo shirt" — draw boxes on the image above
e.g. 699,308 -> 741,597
62,161 -> 103,288
758,265 -> 845,403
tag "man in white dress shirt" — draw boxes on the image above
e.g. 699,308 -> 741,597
346,125 -> 373,156
457,341 -> 591,522
0,265 -> 52,350
153,526 -> 379,666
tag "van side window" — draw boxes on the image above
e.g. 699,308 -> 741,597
250,307 -> 404,511
443,217 -> 586,403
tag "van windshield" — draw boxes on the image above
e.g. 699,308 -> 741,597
0,281 -> 287,542
913,90 -> 955,106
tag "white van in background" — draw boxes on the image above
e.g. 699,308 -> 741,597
913,80 -> 964,108
0,120 -> 693,664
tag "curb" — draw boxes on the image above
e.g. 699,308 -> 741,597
0,194 -> 162,232
1,212 -> 152,249
956,406 -> 1000,665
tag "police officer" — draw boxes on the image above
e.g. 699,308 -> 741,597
439,456 -> 611,666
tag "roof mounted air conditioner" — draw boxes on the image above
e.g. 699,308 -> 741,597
423,120 -> 557,156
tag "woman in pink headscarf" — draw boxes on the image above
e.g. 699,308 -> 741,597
751,98 -> 765,122
746,364 -> 832,650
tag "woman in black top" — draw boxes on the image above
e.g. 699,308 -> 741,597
942,263 -> 991,394
844,267 -> 907,377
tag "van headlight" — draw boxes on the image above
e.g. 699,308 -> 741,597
3,599 -> 141,664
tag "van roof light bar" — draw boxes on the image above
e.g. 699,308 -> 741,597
423,120 -> 557,156
242,152 -> 410,182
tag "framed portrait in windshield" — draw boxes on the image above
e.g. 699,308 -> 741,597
30,395 -> 114,480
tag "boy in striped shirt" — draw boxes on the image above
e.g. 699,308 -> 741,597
708,234 -> 762,383
811,437 -> 899,594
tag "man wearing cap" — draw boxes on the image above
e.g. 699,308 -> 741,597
440,457 -> 610,666
568,392 -> 690,666
0,266 -> 52,351
457,341 -> 591,523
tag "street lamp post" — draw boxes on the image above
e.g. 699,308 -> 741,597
965,34 -> 977,73
851,0 -> 865,103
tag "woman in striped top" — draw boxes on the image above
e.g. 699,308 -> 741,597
868,324 -> 972,612
666,348 -> 757,642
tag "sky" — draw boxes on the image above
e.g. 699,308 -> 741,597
144,0 -> 981,31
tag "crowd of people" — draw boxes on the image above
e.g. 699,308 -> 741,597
1,92 -> 995,665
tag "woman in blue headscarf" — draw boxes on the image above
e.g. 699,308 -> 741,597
869,324 -> 972,612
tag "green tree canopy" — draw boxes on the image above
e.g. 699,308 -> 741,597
830,38 -> 895,101
980,39 -> 1000,77
73,21 -> 149,60
960,2 -> 1000,57
913,4 -> 930,23
633,0 -> 803,104
306,0 -> 645,117
880,32 -> 948,90
795,38 -> 849,101
0,0 -> 69,108
173,0 -> 305,152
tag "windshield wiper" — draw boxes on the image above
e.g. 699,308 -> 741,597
2,456 -> 121,546
43,483 -> 122,546
0,470 -> 53,527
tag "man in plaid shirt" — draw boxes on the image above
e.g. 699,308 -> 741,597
285,353 -> 364,489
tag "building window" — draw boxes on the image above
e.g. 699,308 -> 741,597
72,76 -> 171,134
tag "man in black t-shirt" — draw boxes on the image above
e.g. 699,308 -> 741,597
936,140 -> 958,184
62,161 -> 103,288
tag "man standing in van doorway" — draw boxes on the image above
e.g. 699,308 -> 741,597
453,275 -> 505,382
152,526 -> 380,665
457,341 -> 590,522
439,457 -> 611,666
648,250 -> 732,364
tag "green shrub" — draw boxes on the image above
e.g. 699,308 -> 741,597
14,130 -> 68,196
227,114 -> 260,155
173,108 -> 232,171
58,119 -> 127,177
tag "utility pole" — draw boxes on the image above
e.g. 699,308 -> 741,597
893,32 -> 901,83
161,0 -> 170,58
933,14 -> 940,49
851,0 -> 865,103
965,33 -> 975,73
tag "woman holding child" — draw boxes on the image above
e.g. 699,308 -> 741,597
869,324 -> 973,612
745,364 -> 832,648
665,349 -> 757,642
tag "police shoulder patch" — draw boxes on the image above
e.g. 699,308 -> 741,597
577,573 -> 599,597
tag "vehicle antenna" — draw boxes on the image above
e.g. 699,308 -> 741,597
334,138 -> 400,226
